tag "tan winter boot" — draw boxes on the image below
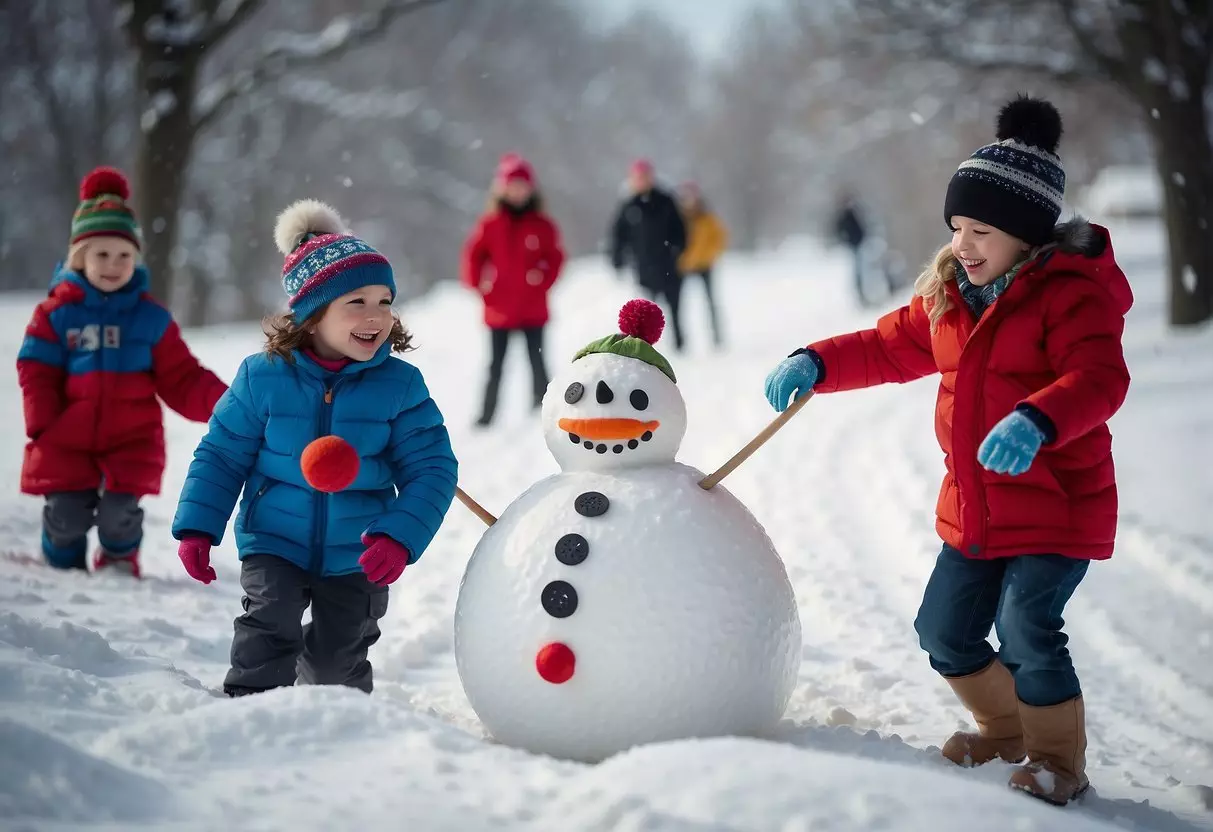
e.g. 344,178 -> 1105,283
1008,696 -> 1089,805
940,660 -> 1026,767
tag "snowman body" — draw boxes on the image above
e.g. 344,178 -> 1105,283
454,349 -> 802,762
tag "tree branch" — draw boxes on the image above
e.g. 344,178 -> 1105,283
121,0 -> 161,51
943,45 -> 1093,82
203,0 -> 265,49
192,0 -> 447,132
88,0 -> 117,160
1056,0 -> 1132,87
23,17 -> 81,191
850,0 -> 1096,84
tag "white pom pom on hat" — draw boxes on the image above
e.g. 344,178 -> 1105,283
273,199 -> 348,256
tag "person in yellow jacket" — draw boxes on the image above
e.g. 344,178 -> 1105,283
677,181 -> 728,346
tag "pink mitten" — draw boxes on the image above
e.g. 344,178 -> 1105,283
359,533 -> 410,586
178,536 -> 216,584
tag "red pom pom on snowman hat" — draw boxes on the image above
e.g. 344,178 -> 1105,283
79,167 -> 131,201
301,435 -> 360,493
572,298 -> 677,382
618,298 -> 665,345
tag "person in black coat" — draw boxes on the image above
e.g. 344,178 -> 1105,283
834,193 -> 868,300
609,159 -> 688,350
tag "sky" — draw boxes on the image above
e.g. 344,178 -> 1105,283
577,0 -> 780,55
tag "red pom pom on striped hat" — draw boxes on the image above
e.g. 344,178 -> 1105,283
79,167 -> 131,201
70,166 -> 140,250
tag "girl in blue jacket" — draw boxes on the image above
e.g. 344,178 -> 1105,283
172,199 -> 458,697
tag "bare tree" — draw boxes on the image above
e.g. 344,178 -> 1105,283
853,0 -> 1213,327
0,0 -> 135,287
118,0 -> 447,305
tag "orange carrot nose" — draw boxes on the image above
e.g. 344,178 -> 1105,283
558,417 -> 659,440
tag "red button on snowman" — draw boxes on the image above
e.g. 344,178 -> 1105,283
454,300 -> 802,762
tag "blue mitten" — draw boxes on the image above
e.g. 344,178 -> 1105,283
978,411 -> 1045,476
764,352 -> 819,412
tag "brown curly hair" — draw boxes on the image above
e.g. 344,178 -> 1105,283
263,308 -> 414,363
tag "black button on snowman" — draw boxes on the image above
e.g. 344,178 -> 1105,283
537,493 -> 608,656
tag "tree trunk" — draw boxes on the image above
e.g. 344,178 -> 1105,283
133,47 -> 199,309
1144,90 -> 1213,327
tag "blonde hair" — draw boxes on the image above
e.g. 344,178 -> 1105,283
914,244 -> 959,331
66,237 -> 141,272
913,240 -> 1046,330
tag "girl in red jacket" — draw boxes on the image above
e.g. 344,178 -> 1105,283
764,97 -> 1131,805
461,154 -> 565,426
17,167 -> 228,578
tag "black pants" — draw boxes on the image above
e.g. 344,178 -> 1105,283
640,278 -> 684,350
682,267 -> 722,345
478,326 -> 549,425
41,490 -> 143,568
224,555 -> 390,695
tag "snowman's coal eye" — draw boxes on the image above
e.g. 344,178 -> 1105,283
629,389 -> 649,411
596,380 -> 614,404
564,382 -> 584,404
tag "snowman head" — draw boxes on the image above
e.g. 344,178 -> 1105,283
542,300 -> 686,471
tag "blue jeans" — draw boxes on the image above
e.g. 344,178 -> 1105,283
914,544 -> 1089,707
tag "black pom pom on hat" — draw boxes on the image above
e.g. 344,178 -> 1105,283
995,94 -> 1063,155
943,93 -> 1067,246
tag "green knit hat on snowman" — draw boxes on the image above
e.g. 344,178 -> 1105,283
573,299 -> 676,382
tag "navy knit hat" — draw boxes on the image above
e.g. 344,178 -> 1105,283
944,95 -> 1065,246
274,199 -> 395,322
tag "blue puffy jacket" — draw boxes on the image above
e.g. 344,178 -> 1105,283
171,344 -> 458,576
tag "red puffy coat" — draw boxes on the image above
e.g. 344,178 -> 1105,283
461,206 -> 565,329
18,267 -> 228,497
807,221 -> 1132,560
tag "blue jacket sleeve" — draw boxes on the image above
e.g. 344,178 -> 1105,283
363,368 -> 458,562
172,357 -> 266,544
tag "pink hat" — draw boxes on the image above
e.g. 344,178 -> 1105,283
630,158 -> 654,177
497,155 -> 534,186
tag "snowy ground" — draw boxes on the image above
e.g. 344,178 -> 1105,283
1,228 -> 1211,831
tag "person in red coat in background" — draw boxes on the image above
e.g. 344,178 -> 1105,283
765,97 -> 1132,805
461,154 -> 565,426
17,167 -> 228,578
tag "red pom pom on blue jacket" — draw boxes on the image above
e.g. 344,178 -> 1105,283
301,435 -> 361,493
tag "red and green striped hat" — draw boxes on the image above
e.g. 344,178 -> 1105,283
70,167 -> 142,250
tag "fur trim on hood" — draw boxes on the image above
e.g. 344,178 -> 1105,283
1042,217 -> 1105,258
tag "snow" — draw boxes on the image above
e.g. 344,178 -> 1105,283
140,90 -> 178,134
1,233 -> 1211,830
1081,166 -> 1162,220
279,79 -> 425,121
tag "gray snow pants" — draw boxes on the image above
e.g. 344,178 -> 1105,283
42,490 -> 143,568
224,554 -> 389,695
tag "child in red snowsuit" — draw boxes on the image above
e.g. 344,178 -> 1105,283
461,154 -> 565,426
17,167 -> 228,577
764,97 -> 1131,805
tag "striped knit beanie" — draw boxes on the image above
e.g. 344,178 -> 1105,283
70,167 -> 142,250
273,199 -> 395,323
944,95 -> 1065,246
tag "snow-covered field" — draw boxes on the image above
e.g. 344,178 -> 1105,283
1,230 -> 1211,831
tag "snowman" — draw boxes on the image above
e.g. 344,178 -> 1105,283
453,299 -> 802,762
